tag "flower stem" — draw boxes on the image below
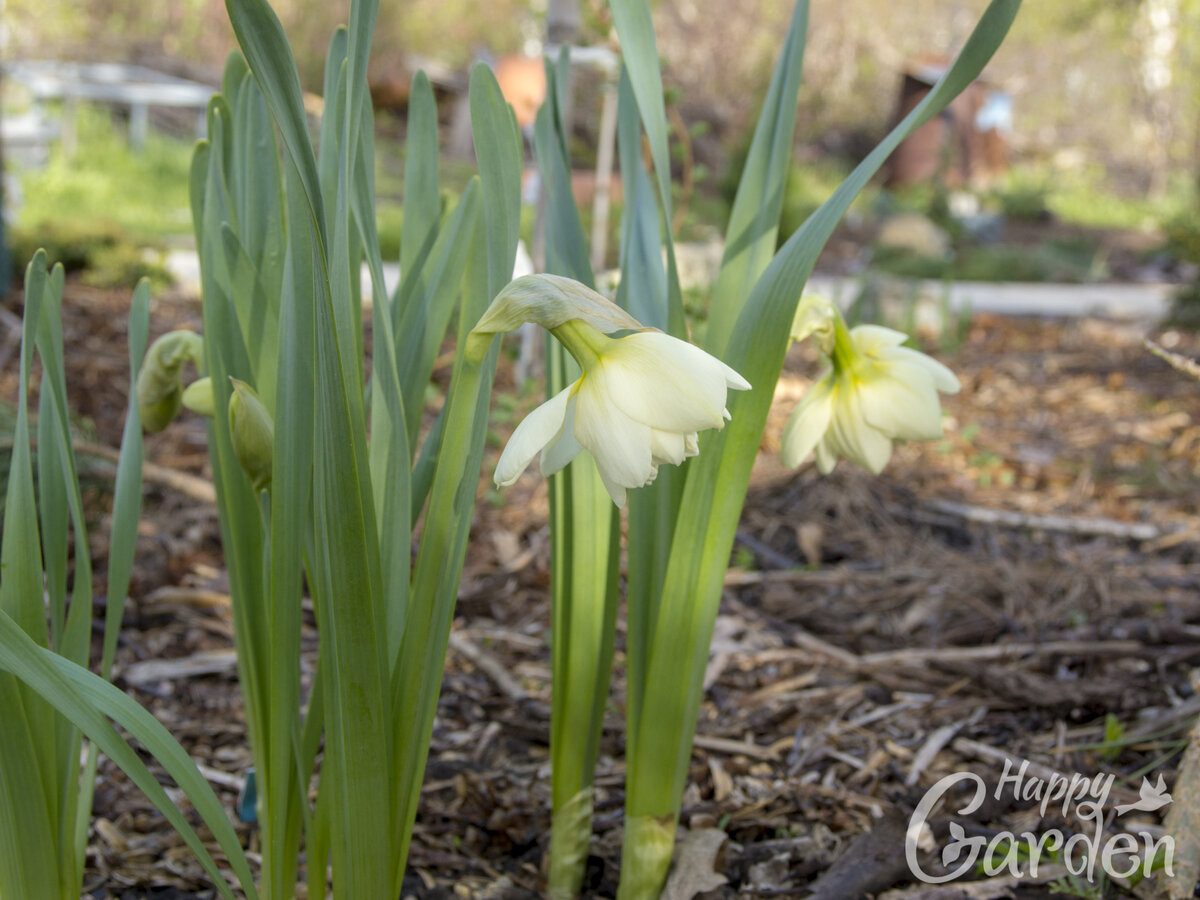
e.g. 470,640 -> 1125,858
829,308 -> 858,375
550,319 -> 609,371
616,815 -> 676,900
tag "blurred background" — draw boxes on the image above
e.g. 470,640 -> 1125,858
4,10 -> 1200,896
2,0 -> 1200,309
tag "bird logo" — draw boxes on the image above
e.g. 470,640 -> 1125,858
1115,775 -> 1173,816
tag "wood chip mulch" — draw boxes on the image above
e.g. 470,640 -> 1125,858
3,279 -> 1199,899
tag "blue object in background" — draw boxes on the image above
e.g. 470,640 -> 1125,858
976,90 -> 1013,134
237,768 -> 258,823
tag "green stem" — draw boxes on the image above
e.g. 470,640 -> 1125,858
550,318 -> 609,370
546,341 -> 620,900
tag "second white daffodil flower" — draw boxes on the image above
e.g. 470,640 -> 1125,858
470,274 -> 750,507
782,297 -> 959,474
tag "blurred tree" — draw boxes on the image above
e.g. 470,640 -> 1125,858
3,0 -> 1198,203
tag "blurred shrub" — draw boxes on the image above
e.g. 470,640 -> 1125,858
1164,208 -> 1200,264
991,171 -> 1051,221
871,236 -> 1103,284
376,204 -> 404,264
15,105 -> 193,243
84,244 -> 172,291
776,155 -> 857,245
10,218 -> 172,290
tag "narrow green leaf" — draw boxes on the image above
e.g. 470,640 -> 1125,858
0,677 -> 59,898
395,179 -> 480,448
607,0 -> 671,229
2,254 -> 48,641
392,63 -> 520,892
614,68 -> 666,329
305,3 -> 393,894
400,71 -> 440,276
605,10 -> 685,336
256,153 -> 319,900
195,118 -> 270,770
629,0 -> 1024,860
0,610 -> 257,900
220,223 -> 280,409
705,0 -> 808,356
319,29 -> 349,232
102,280 -> 149,680
350,87 -> 413,667
468,63 -> 523,300
224,0 -> 326,238
36,353 -> 69,644
28,262 -> 94,892
408,399 -> 447,521
535,54 -> 593,283
221,50 -> 250,106
0,252 -> 60,899
535,57 -> 621,899
231,68 -> 285,300
615,64 -> 680,744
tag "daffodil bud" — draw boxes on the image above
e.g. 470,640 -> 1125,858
467,274 -> 646,362
137,331 -> 204,433
480,275 -> 751,507
181,377 -> 215,417
228,378 -> 273,492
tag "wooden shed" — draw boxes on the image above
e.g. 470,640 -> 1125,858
885,61 -> 1010,188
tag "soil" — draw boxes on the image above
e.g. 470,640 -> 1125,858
2,276 -> 1199,900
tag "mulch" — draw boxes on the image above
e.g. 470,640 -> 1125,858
2,277 -> 1199,899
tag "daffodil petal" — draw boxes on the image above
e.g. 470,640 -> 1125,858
540,392 -> 585,477
858,367 -> 944,441
884,345 -> 961,394
495,384 -> 573,486
814,438 -> 838,474
596,471 -> 628,508
649,428 -> 688,466
781,377 -> 835,468
600,331 -> 737,432
572,378 -> 656,494
824,383 -> 893,474
850,324 -> 910,355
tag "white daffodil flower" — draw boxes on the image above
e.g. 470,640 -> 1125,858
471,275 -> 751,507
782,303 -> 959,474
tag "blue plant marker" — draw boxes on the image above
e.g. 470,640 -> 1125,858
237,767 -> 258,823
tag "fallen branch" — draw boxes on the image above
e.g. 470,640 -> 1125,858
76,439 -> 216,504
858,639 -> 1146,669
877,864 -> 1070,899
925,498 -> 1160,541
952,737 -> 1139,806
121,648 -> 238,686
0,436 -> 217,504
447,630 -> 527,702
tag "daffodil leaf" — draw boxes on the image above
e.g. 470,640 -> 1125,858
401,70 -> 440,277
705,0 -> 809,357
627,0 -> 1023,854
0,610 -> 256,900
534,56 -> 621,898
101,279 -> 149,680
393,63 -> 520,890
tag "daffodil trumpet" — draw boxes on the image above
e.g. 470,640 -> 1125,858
471,275 -> 750,507
782,297 -> 960,474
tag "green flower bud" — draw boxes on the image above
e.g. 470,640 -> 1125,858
137,331 -> 204,432
181,377 -> 215,417
228,378 -> 273,492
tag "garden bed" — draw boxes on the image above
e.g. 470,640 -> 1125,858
2,279 -> 1198,899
